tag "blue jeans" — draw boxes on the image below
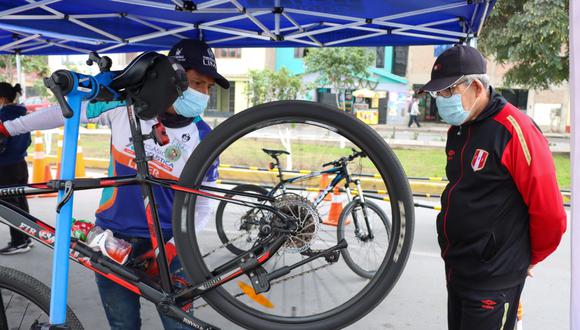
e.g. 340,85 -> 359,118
94,234 -> 192,330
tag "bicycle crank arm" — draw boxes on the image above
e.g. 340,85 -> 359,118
249,239 -> 348,294
174,236 -> 287,300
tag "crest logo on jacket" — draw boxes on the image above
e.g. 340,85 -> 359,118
471,149 -> 489,172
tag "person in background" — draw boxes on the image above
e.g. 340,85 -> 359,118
0,82 -> 33,255
408,97 -> 421,128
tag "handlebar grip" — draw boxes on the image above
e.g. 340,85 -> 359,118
322,161 -> 334,167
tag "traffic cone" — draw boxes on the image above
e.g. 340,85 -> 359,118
323,186 -> 343,226
31,131 -> 47,183
56,129 -> 63,178
75,139 -> 86,178
29,131 -> 56,198
316,173 -> 332,201
516,301 -> 523,330
56,131 -> 85,178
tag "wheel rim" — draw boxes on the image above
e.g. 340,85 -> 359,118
175,101 -> 414,327
0,287 -> 49,329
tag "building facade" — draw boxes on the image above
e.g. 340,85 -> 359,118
407,45 -> 570,132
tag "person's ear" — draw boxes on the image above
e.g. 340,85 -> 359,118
473,79 -> 485,97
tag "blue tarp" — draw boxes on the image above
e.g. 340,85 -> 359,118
0,0 -> 495,55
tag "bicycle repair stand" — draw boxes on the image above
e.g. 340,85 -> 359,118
30,58 -> 116,330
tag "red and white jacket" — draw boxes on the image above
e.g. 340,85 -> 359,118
437,89 -> 566,290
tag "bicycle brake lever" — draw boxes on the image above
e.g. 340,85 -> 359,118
56,181 -> 74,213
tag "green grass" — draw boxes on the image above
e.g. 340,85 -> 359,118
29,135 -> 571,189
28,134 -> 111,159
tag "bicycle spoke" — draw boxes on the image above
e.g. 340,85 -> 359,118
175,104 -> 414,327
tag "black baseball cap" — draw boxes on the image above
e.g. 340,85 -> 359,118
169,39 -> 230,89
419,44 -> 487,93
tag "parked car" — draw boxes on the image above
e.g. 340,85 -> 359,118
23,96 -> 51,113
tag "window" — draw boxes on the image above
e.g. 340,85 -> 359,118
228,82 -> 236,113
294,48 -> 309,58
392,46 -> 409,77
215,48 -> 241,58
207,82 -> 236,115
207,87 -> 218,111
375,47 -> 385,68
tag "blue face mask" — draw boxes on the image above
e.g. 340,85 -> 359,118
435,82 -> 481,126
435,94 -> 470,126
172,87 -> 210,118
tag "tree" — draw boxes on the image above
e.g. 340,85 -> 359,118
0,55 -> 50,84
303,47 -> 375,109
246,67 -> 304,106
478,0 -> 568,90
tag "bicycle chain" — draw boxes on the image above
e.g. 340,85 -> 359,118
201,231 -> 248,258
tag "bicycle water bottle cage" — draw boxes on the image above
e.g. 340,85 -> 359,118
109,52 -> 188,120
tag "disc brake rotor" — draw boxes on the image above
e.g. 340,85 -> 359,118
270,193 -> 321,253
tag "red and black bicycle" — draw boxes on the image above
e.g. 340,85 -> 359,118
0,51 -> 414,330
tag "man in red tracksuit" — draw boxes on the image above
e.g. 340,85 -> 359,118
419,44 -> 566,330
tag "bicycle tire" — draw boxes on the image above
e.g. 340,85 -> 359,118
0,265 -> 83,330
215,184 -> 269,255
173,100 -> 414,330
337,199 -> 392,279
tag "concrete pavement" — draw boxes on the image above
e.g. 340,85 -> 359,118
0,190 -> 570,329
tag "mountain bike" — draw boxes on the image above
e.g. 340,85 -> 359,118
0,51 -> 414,329
215,148 -> 392,279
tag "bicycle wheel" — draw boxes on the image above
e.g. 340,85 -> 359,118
173,100 -> 414,330
216,184 -> 269,255
338,199 -> 392,279
0,265 -> 83,330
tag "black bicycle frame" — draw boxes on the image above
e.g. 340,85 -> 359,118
0,107 -> 348,329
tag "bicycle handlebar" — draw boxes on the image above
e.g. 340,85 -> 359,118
322,149 -> 366,168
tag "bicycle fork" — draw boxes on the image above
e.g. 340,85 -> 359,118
347,180 -> 375,241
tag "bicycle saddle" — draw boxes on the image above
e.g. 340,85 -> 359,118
262,148 -> 290,157
109,52 -> 188,120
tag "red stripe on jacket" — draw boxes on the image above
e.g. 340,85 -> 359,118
494,104 -> 566,264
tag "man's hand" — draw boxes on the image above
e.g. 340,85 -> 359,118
527,264 -> 536,277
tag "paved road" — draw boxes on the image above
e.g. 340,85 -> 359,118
0,190 -> 570,329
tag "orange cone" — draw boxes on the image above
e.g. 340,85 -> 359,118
31,131 -> 47,183
516,301 -> 523,330
29,131 -> 57,198
317,174 -> 332,201
44,163 -> 53,181
56,131 -> 85,178
75,139 -> 86,178
56,129 -> 63,178
323,186 -> 343,226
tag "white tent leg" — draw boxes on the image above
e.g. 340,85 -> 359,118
571,0 -> 579,328
15,52 -> 25,99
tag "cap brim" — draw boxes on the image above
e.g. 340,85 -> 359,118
191,65 -> 230,89
418,75 -> 463,93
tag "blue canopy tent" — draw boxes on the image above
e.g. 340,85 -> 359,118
9,1 -> 579,330
0,0 -> 493,54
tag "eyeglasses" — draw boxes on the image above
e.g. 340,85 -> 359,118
428,79 -> 470,98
